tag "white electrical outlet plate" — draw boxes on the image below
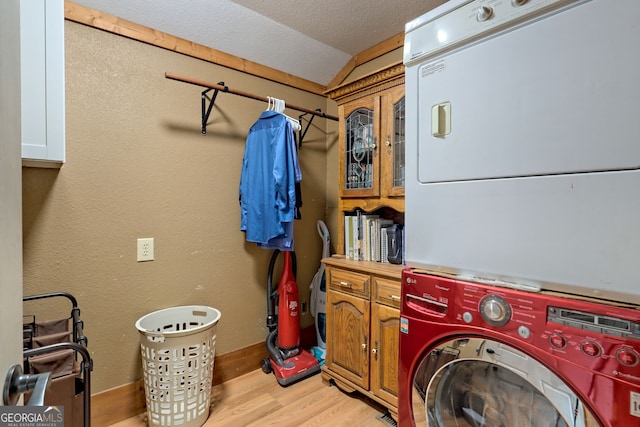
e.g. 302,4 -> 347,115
137,238 -> 154,262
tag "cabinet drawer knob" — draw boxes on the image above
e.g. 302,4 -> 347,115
388,294 -> 401,301
339,281 -> 353,288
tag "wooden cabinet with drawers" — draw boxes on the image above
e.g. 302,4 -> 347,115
321,257 -> 404,420
322,60 -> 406,422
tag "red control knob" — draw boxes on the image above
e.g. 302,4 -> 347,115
580,341 -> 602,358
549,333 -> 567,350
616,348 -> 640,367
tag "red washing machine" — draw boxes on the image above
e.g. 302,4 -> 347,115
399,268 -> 640,427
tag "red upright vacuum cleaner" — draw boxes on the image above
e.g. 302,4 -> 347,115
262,250 -> 321,386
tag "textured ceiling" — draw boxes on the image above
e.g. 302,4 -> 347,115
71,0 -> 447,86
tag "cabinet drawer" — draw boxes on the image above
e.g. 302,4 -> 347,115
329,268 -> 370,298
374,277 -> 401,308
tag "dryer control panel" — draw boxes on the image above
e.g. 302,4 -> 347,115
404,0 -> 584,66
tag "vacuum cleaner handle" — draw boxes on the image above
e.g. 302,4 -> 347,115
317,220 -> 331,258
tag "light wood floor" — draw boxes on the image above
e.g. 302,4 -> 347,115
110,369 -> 393,427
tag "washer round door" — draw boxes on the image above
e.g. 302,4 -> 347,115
411,337 -> 599,427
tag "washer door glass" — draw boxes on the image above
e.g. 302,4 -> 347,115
411,338 -> 598,427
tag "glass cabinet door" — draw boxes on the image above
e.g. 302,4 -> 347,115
382,86 -> 405,197
393,96 -> 405,189
346,108 -> 375,190
341,97 -> 379,198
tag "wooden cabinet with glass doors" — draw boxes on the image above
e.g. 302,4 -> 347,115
322,63 -> 405,421
326,63 -> 405,256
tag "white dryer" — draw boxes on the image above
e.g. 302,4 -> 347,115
403,0 -> 640,303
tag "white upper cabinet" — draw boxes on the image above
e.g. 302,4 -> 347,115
20,0 -> 65,167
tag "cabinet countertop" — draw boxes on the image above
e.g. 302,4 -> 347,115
322,255 -> 406,279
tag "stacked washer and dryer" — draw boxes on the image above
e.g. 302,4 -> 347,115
400,0 -> 640,426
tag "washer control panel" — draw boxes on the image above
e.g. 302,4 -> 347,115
402,268 -> 640,381
548,306 -> 640,340
546,306 -> 640,366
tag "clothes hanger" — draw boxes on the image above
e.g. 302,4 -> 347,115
287,115 -> 301,131
266,97 -> 301,131
273,98 -> 301,130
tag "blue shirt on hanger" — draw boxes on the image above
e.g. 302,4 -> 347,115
239,110 -> 301,246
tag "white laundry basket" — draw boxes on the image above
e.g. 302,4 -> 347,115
136,306 -> 221,427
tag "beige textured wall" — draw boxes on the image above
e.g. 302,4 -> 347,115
324,106 -> 340,251
22,21 -> 335,393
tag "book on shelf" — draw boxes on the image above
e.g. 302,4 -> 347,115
344,215 -> 353,260
360,214 -> 379,261
352,215 -> 358,260
345,214 -> 359,260
380,229 -> 389,263
376,219 -> 394,262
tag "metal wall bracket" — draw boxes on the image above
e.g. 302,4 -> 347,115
298,112 -> 318,148
201,82 -> 227,135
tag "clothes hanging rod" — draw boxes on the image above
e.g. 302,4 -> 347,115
165,72 -> 339,121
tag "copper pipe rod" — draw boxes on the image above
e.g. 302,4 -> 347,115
165,72 -> 339,121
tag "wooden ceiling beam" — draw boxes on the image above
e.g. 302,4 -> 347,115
63,1 -> 328,96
